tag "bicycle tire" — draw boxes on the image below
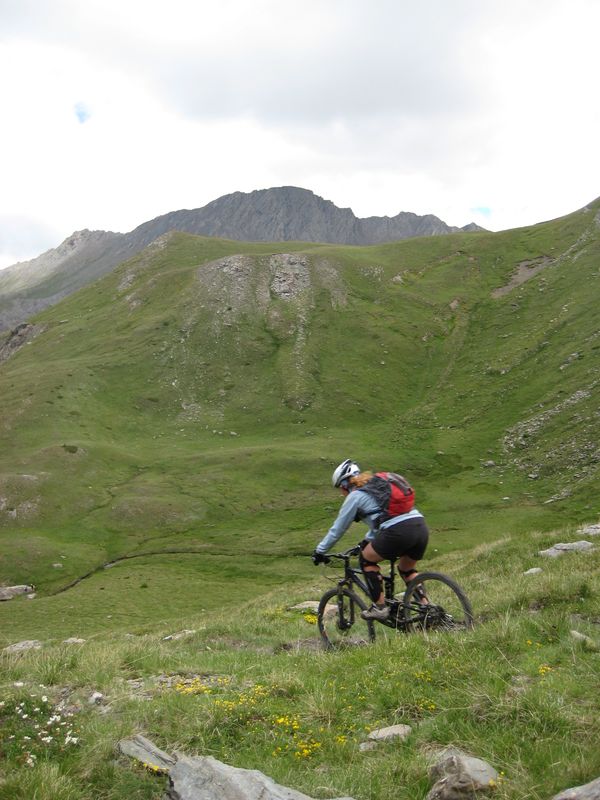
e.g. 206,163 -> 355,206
317,587 -> 376,649
402,572 -> 474,633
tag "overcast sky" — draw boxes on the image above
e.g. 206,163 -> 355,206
1,0 -> 599,268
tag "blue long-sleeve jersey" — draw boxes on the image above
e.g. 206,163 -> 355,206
316,488 -> 423,554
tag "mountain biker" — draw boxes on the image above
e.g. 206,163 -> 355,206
311,459 -> 429,621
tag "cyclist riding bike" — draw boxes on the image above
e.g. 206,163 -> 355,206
311,459 -> 429,621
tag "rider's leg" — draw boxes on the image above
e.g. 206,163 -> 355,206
360,542 -> 385,605
398,555 -> 418,586
398,555 -> 427,603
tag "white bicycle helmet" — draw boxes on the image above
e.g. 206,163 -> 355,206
332,459 -> 361,488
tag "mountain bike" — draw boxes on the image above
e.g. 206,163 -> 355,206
317,544 -> 474,649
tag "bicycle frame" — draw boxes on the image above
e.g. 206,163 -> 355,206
328,546 -> 405,630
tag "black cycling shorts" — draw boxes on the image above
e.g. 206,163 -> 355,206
368,516 -> 429,561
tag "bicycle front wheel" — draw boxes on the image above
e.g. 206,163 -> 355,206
402,572 -> 474,633
318,587 -> 376,650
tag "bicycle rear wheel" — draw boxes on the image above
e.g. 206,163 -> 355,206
318,587 -> 376,649
402,572 -> 474,633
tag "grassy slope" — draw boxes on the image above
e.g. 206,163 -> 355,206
0,203 -> 599,637
0,527 -> 599,800
1,202 -> 600,796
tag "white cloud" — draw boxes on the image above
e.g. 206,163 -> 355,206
0,0 -> 599,267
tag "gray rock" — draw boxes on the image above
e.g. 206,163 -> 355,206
118,734 -> 176,772
88,691 -> 104,705
63,637 -> 86,645
539,541 -> 594,558
427,750 -> 498,799
3,639 -> 42,654
288,602 -> 320,611
166,753 -> 356,800
570,631 -> 599,650
367,724 -> 412,742
524,567 -> 543,575
577,524 -> 600,537
0,584 -> 35,601
163,629 -> 196,641
551,776 -> 600,799
359,741 -> 377,752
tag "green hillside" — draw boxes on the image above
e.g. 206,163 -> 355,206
1,199 -> 600,799
1,200 -> 599,636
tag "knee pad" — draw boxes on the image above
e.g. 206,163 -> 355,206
399,568 -> 418,584
363,570 -> 383,603
359,549 -> 380,570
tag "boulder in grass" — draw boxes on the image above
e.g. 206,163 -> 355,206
551,776 -> 600,799
539,541 -> 594,558
426,749 -> 499,799
166,753 -> 356,800
118,734 -> 176,773
0,585 -> 35,601
3,639 -> 42,654
118,735 -> 356,800
367,724 -> 412,743
577,524 -> 600,537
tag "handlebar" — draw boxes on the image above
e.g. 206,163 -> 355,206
330,544 -> 361,559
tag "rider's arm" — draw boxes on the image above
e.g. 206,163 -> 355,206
315,491 -> 363,554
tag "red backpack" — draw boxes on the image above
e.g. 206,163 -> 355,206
361,472 -> 415,523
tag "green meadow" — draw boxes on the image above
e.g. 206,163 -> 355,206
1,199 -> 599,797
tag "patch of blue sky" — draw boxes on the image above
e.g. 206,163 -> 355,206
471,206 -> 492,218
74,102 -> 91,124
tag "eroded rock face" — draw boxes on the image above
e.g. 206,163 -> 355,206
0,323 -> 45,364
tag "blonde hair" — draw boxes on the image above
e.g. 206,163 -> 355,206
349,471 -> 373,488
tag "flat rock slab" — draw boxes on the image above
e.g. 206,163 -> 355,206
119,734 -> 176,772
539,541 -> 594,558
288,602 -> 320,611
523,567 -> 543,575
0,584 -> 35,601
3,639 -> 42,654
163,630 -> 197,641
367,724 -> 412,742
577,524 -> 600,537
551,776 -> 600,799
427,750 -> 498,799
166,753 -> 356,800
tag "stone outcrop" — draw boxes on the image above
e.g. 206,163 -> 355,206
0,584 -> 35,601
166,754 -> 355,800
551,776 -> 600,799
0,323 -> 44,363
539,541 -> 594,558
367,724 -> 412,743
426,749 -> 498,799
2,639 -> 42,654
118,735 -> 355,800
118,734 -> 176,773
577,524 -> 600,537
0,187 -> 481,331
